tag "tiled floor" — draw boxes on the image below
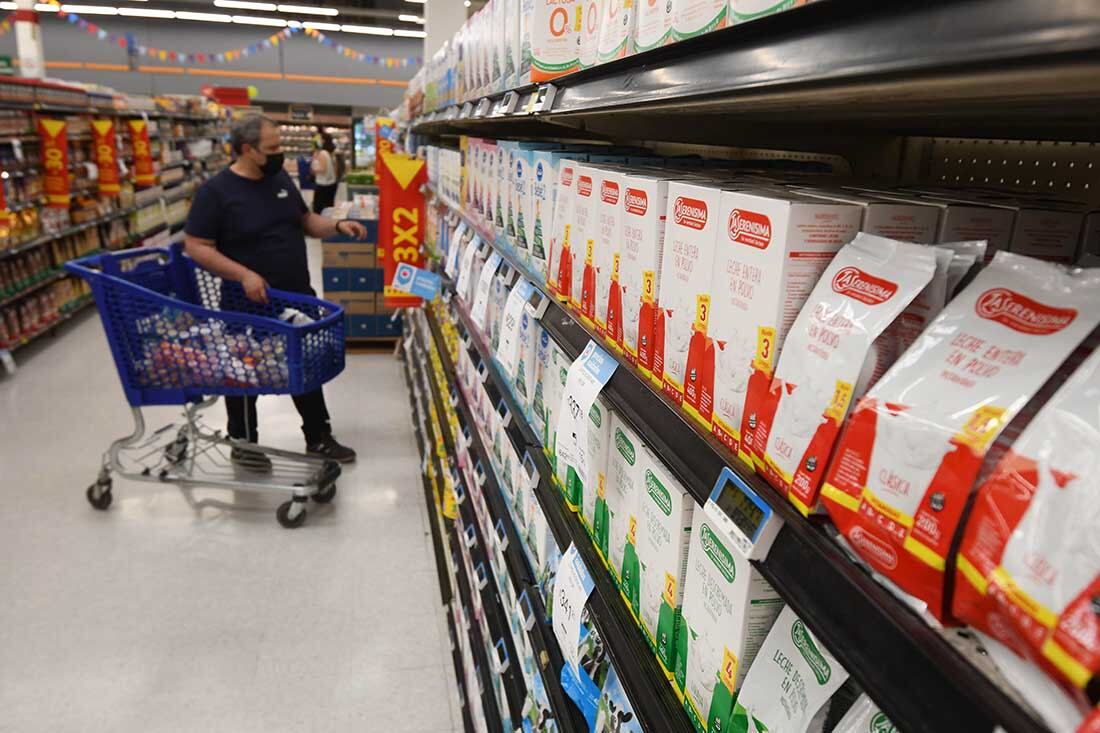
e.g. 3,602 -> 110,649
0,238 -> 462,732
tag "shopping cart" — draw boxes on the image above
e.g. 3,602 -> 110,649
66,243 -> 346,528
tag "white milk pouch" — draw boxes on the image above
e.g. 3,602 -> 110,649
597,413 -> 644,586
823,252 -> 1100,623
575,396 -> 613,531
531,0 -> 582,82
672,0 -> 728,41
831,694 -> 899,733
754,233 -> 936,515
676,506 -> 784,733
731,606 -> 849,733
634,0 -> 673,52
579,0 -> 605,69
891,241 -> 985,354
598,0 -> 635,63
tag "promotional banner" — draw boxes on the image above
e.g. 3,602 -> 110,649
375,116 -> 396,171
37,118 -> 70,209
378,152 -> 427,309
127,118 -> 156,188
91,119 -> 120,196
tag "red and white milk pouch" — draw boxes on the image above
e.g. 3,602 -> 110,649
547,158 -> 581,302
822,252 -> 1100,622
954,344 -> 1100,709
752,233 -> 937,516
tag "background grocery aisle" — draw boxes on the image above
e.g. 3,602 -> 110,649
0,229 -> 463,732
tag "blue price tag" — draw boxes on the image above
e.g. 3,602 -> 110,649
391,263 -> 441,300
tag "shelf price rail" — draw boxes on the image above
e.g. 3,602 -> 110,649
433,286 -> 694,733
427,186 -> 1051,733
405,344 -> 505,733
409,317 -> 529,729
404,359 -> 476,733
419,307 -> 591,733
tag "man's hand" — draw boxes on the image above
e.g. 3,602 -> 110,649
241,271 -> 269,304
336,219 -> 368,241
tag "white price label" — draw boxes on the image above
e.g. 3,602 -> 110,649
552,542 -> 595,672
445,221 -> 468,279
455,235 -> 481,301
470,251 -> 502,329
554,341 -> 618,490
495,279 -> 534,377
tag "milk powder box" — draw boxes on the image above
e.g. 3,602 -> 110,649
502,0 -> 518,87
730,606 -> 850,733
634,0 -> 674,52
598,0 -> 636,63
531,327 -> 554,442
672,0 -> 729,41
709,190 -> 862,465
596,413 -> 644,585
594,167 -> 627,337
617,171 -> 672,373
572,396 -> 611,527
501,141 -> 520,249
656,180 -> 726,424
730,0 -> 814,22
634,448 -> 695,675
547,157 -> 584,301
530,0 -> 582,82
578,0 -> 604,70
676,506 -> 784,733
529,151 -> 563,282
571,165 -> 603,320
795,188 -> 942,243
512,144 -> 560,268
513,310 -> 540,416
1006,198 -> 1085,263
543,341 -> 572,467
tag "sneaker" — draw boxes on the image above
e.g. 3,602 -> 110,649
230,446 -> 273,472
306,435 -> 357,464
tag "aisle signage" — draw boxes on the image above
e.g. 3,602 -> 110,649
471,250 -> 502,328
455,234 -> 481,299
37,118 -> 70,209
445,221 -> 468,279
554,340 -> 618,490
91,119 -> 120,196
496,279 -> 534,377
552,542 -> 596,671
378,152 -> 428,309
391,263 -> 442,301
127,118 -> 156,188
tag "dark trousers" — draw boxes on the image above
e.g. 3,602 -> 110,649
311,183 -> 338,214
226,388 -> 331,445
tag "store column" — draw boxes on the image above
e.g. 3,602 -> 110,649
425,1 -> 466,59
14,0 -> 46,80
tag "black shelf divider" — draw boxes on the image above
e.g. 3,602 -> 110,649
427,189 -> 1050,733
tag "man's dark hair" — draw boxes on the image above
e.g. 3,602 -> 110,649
229,114 -> 276,155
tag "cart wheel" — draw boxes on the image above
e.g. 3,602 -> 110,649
313,483 -> 337,504
86,481 -> 113,510
276,498 -> 307,529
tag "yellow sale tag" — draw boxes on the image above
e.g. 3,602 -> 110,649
753,325 -> 777,372
642,270 -> 655,304
956,405 -> 1008,452
693,294 -> 711,335
575,5 -> 582,31
720,647 -> 739,694
824,380 -> 853,423
563,223 -> 572,249
627,515 -> 637,544
663,572 -> 677,607
585,238 -> 595,265
612,252 -> 621,282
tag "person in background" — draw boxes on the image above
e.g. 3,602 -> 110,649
183,114 -> 365,467
310,132 -> 338,214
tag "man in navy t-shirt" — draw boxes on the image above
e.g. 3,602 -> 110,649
185,114 -> 366,466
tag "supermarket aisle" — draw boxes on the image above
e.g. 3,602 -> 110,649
0,240 -> 461,732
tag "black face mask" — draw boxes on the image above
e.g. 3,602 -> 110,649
259,152 -> 285,178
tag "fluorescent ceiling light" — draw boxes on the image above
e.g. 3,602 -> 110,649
276,4 -> 336,15
340,24 -> 392,36
231,14 -> 286,26
120,6 -> 174,16
176,10 -> 231,21
301,20 -> 339,30
60,4 -> 117,13
393,29 -> 425,38
214,0 -> 276,9
398,14 -> 423,23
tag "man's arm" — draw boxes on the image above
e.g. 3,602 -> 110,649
184,235 -> 270,304
303,212 -> 367,241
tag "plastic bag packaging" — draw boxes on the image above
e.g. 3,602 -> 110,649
750,233 -> 937,515
953,345 -> 1100,712
830,693 -> 899,733
730,606 -> 849,733
822,252 -> 1100,622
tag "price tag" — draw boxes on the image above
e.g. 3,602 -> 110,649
554,340 -> 618,490
496,279 -> 534,377
455,235 -> 481,301
474,98 -> 492,118
499,91 -> 519,115
533,84 -> 558,114
470,251 -> 502,329
459,102 -> 474,119
445,106 -> 459,121
491,99 -> 506,118
552,542 -> 596,672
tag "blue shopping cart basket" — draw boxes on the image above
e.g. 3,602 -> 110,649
66,243 -> 346,408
